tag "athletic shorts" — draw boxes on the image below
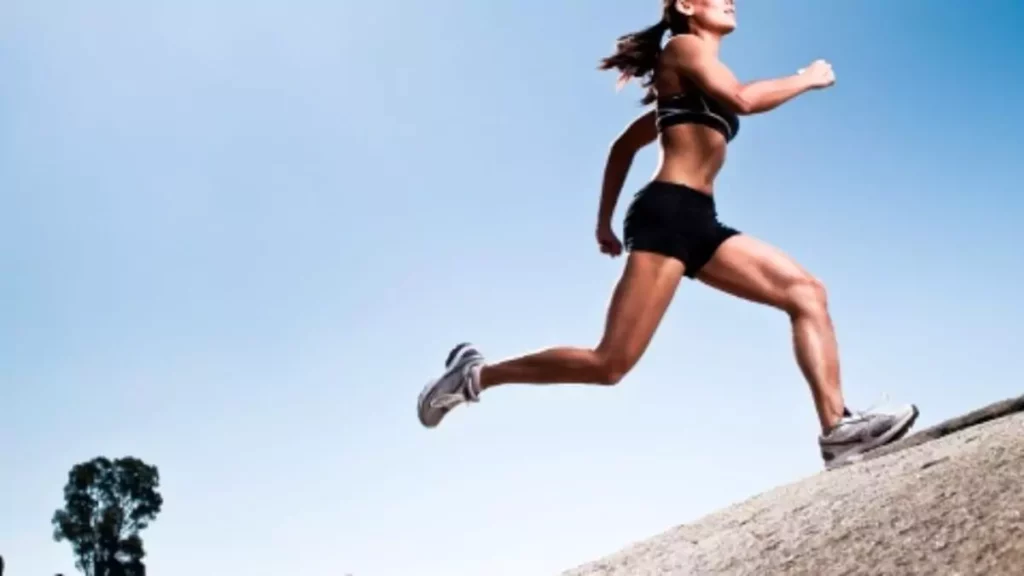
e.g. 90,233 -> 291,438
623,180 -> 740,278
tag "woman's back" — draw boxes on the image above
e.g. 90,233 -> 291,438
651,38 -> 734,194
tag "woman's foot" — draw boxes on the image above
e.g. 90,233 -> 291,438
819,402 -> 920,469
417,343 -> 486,428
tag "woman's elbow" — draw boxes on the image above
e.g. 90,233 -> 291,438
609,138 -> 639,160
730,94 -> 755,115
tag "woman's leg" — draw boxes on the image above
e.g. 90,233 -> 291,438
417,250 -> 685,428
480,250 -> 685,388
696,234 -> 846,434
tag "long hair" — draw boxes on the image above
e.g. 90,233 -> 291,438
598,1 -> 690,105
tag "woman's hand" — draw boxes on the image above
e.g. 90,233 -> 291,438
596,224 -> 623,257
798,59 -> 836,89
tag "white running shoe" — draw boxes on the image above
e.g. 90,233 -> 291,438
820,401 -> 919,469
417,343 -> 485,428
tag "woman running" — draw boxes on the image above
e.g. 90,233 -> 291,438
417,0 -> 918,469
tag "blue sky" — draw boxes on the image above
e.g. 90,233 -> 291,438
2,1 -> 1022,574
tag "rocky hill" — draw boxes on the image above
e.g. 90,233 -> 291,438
562,396 -> 1024,576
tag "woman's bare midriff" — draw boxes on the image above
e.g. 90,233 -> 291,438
651,124 -> 728,195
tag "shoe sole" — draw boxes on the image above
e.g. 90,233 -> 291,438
826,405 -> 920,470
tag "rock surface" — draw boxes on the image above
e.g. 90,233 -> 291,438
562,396 -> 1024,576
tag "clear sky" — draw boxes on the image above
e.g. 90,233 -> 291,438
2,1 -> 1022,575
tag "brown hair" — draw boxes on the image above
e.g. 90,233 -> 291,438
597,1 -> 690,105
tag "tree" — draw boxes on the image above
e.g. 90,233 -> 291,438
52,457 -> 163,576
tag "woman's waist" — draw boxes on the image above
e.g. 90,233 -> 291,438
630,179 -> 721,214
654,136 -> 726,194
651,164 -> 722,196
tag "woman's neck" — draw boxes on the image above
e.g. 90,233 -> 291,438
689,28 -> 723,55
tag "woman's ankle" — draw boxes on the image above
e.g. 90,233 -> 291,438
477,364 -> 496,391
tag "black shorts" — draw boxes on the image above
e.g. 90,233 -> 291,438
623,180 -> 740,278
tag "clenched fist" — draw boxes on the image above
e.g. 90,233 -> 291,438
596,224 -> 623,257
798,59 -> 836,89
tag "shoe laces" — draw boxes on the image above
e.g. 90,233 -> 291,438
427,366 -> 479,410
844,392 -> 893,422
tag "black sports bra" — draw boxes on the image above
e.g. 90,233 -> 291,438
655,89 -> 740,143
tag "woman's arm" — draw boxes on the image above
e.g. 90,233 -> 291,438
662,35 -> 833,115
597,109 -> 658,230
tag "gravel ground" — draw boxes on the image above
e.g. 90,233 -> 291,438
562,406 -> 1024,576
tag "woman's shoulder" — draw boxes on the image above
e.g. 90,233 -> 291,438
657,35 -> 707,92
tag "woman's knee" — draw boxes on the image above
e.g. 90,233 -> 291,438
589,349 -> 637,386
783,274 -> 829,318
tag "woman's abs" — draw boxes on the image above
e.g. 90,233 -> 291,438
652,125 -> 728,194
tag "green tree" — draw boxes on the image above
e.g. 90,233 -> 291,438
52,457 -> 164,576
